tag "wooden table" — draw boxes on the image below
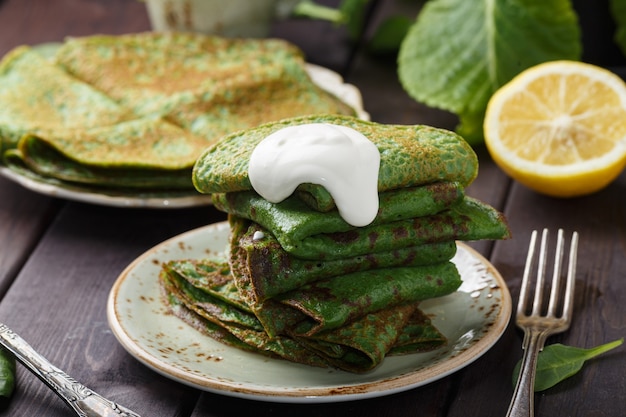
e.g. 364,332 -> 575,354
0,1 -> 624,416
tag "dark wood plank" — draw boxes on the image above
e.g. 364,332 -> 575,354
0,202 -> 225,416
464,147 -> 512,256
191,382 -> 449,417
0,177 -> 61,296
271,7 -> 353,74
1,1 -> 622,416
0,0 -> 151,55
446,171 -> 626,417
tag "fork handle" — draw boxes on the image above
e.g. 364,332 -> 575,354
0,323 -> 140,417
506,330 -> 545,417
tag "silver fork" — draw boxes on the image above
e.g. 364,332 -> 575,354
505,228 -> 579,417
0,323 -> 141,417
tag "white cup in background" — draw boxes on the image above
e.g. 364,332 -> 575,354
144,0 -> 299,38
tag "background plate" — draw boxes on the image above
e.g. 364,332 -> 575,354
107,222 -> 512,403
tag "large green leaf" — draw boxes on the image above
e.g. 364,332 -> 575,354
398,0 -> 582,144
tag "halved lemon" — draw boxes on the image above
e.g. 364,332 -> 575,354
484,60 -> 626,197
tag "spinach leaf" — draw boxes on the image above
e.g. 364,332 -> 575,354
0,348 -> 15,398
292,0 -> 371,39
610,0 -> 626,55
512,338 -> 623,392
397,0 -> 581,144
369,15 -> 413,55
292,1 -> 344,24
339,0 -> 371,39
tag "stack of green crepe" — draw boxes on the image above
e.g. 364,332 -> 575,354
0,33 -> 354,194
159,114 -> 511,373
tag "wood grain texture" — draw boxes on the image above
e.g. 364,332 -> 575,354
0,0 -> 151,56
0,202 -> 223,416
0,177 -> 61,296
0,0 -> 624,416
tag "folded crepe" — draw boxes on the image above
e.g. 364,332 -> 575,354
160,257 -> 447,373
192,115 -> 478,199
231,219 -> 458,303
0,46 -> 132,154
4,119 -> 208,189
0,33 -> 355,193
213,188 -> 508,260
53,33 -> 355,135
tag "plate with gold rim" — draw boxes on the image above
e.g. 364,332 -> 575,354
107,221 -> 511,403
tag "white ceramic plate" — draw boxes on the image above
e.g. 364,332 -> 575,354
0,166 -> 214,208
107,222 -> 511,403
0,64 -> 368,208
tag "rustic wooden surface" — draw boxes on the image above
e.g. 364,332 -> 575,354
0,1 -> 624,416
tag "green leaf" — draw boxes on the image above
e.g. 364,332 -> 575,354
397,0 -> 582,145
292,1 -> 344,23
512,338 -> 624,392
339,0 -> 372,39
610,0 -> 626,56
0,348 -> 15,398
369,15 -> 414,55
456,111 -> 486,146
291,0 -> 372,39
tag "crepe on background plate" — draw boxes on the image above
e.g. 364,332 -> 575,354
0,32 -> 358,199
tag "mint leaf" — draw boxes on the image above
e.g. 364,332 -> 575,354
512,339 -> 624,392
397,0 -> 581,145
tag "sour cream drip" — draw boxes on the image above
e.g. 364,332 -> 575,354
248,123 -> 380,227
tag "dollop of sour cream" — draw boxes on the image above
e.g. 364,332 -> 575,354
248,123 -> 380,227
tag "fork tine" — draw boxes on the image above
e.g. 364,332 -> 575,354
517,230 -> 538,316
531,228 -> 550,316
545,229 -> 578,322
562,231 -> 579,321
547,229 -> 565,317
507,229 -> 579,417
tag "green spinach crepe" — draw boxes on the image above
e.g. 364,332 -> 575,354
213,189 -> 507,260
0,33 -> 355,194
4,119 -> 207,189
0,46 -> 132,154
160,256 -> 447,373
231,219 -> 458,303
53,33 -> 355,136
158,115 -> 510,373
192,115 -> 478,208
